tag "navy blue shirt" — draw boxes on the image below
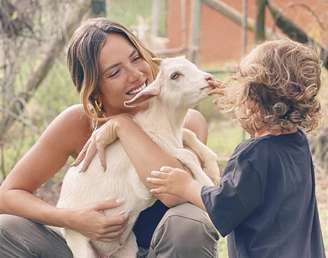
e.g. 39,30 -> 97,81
133,200 -> 168,248
201,131 -> 325,258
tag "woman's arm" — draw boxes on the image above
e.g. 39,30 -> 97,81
0,105 -> 86,222
0,105 -> 127,241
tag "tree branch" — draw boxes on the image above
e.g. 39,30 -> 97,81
0,0 -> 92,141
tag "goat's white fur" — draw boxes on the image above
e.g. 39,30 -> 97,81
56,57 -> 220,258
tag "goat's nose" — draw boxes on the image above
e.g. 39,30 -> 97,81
205,73 -> 213,81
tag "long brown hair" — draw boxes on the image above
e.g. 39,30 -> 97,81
215,39 -> 321,136
67,18 -> 159,123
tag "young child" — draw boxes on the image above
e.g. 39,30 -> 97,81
147,39 -> 326,258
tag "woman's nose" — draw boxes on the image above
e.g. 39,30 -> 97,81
127,66 -> 143,83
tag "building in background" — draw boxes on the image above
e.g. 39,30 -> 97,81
166,0 -> 328,64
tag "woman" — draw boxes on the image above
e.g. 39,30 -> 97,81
0,18 -> 218,258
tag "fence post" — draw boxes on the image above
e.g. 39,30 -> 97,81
189,0 -> 201,64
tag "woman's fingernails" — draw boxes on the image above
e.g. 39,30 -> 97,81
119,210 -> 129,218
151,171 -> 160,176
116,198 -> 125,204
146,177 -> 151,181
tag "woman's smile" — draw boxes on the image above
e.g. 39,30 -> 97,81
126,80 -> 149,97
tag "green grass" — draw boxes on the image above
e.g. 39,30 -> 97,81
319,208 -> 328,250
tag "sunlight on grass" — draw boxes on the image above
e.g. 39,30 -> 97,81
208,118 -> 245,157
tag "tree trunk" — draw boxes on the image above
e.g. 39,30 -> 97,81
91,0 -> 106,17
189,0 -> 202,63
255,0 -> 267,42
0,0 -> 92,142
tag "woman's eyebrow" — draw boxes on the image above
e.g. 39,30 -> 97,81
102,49 -> 138,75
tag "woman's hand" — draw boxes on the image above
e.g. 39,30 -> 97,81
67,199 -> 128,242
74,114 -> 132,172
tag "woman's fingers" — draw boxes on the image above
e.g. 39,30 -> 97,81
80,140 -> 97,172
73,139 -> 91,166
102,224 -> 125,234
93,199 -> 124,212
96,142 -> 107,171
97,227 -> 126,242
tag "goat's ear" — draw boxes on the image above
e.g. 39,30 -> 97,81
124,80 -> 160,108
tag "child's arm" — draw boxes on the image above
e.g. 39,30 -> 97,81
148,156 -> 267,238
147,166 -> 206,210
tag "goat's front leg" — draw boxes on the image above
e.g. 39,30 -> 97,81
175,148 -> 214,186
182,128 -> 220,184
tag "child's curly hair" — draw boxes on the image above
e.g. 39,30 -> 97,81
216,39 -> 321,136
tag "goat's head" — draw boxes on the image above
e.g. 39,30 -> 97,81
124,56 -> 212,109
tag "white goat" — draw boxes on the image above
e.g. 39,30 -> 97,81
56,57 -> 220,258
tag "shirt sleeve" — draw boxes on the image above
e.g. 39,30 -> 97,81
201,151 -> 267,237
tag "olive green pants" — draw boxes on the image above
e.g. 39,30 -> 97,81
0,203 -> 219,258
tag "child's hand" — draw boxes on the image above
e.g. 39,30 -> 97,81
147,166 -> 196,200
207,79 -> 225,96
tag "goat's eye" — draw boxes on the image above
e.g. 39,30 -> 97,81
170,71 -> 183,80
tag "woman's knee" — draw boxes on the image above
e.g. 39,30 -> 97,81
0,214 -> 28,236
150,203 -> 219,257
0,214 -> 73,258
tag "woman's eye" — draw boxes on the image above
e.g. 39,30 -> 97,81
132,54 -> 141,62
107,69 -> 120,78
170,71 -> 183,80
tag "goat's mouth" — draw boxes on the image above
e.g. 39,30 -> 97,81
126,81 -> 148,97
200,84 -> 211,92
200,82 -> 218,93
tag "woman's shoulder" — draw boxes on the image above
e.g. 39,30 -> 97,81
55,104 -> 90,127
42,104 -> 92,157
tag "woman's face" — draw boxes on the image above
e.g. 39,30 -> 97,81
98,33 -> 154,116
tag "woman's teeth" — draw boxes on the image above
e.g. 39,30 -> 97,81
127,82 -> 147,95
